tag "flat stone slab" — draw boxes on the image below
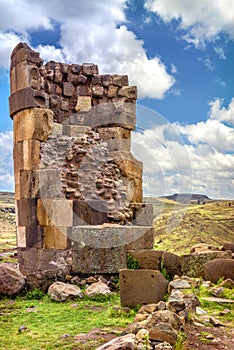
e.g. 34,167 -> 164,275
202,297 -> 234,303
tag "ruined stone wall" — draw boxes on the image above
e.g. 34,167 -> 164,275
10,43 -> 154,275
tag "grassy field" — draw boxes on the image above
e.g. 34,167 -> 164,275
0,192 -> 234,349
150,197 -> 234,254
0,192 -> 16,263
0,293 -> 136,350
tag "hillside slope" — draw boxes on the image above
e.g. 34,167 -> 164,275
152,198 -> 234,254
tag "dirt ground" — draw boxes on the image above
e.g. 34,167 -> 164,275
184,322 -> 234,350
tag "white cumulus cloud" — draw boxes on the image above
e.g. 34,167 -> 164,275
145,0 -> 234,48
0,130 -> 14,192
0,0 -> 175,99
132,101 -> 234,200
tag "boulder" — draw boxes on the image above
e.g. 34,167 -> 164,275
203,258 -> 234,283
146,310 -> 182,331
181,250 -> 232,278
85,281 -> 112,298
149,322 -> 178,345
26,269 -> 64,291
0,263 -> 25,295
119,269 -> 168,308
96,334 -> 136,349
222,243 -> 234,253
48,282 -> 84,301
126,250 -> 181,277
163,251 -> 182,277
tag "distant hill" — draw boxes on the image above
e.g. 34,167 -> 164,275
159,193 -> 211,203
152,199 -> 234,254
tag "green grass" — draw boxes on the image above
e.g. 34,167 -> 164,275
0,293 -> 136,350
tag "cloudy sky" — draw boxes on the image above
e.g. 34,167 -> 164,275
0,0 -> 233,199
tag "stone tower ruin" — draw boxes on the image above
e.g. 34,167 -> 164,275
9,43 -> 154,276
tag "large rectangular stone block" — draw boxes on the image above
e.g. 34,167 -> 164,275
72,245 -> 127,274
17,247 -> 70,274
9,87 -> 49,117
16,198 -> 37,228
10,61 -> 30,94
73,200 -> 110,226
63,125 -> 90,137
18,170 -> 40,199
14,108 -> 53,142
13,139 -> 41,171
17,225 -> 44,248
71,225 -> 154,273
37,198 -> 73,227
44,226 -> 68,249
125,227 -> 155,250
96,126 -> 131,151
119,269 -> 169,307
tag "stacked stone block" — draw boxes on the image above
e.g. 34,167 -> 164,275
10,42 -> 154,275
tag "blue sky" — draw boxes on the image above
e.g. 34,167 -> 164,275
0,0 -> 233,198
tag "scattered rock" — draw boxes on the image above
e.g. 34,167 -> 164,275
0,263 -> 25,295
146,310 -> 182,331
190,243 -> 220,253
219,278 -> 234,289
154,342 -> 174,350
85,281 -> 112,297
211,287 -> 224,297
96,333 -> 136,349
210,316 -> 225,327
149,322 -> 178,345
48,281 -> 84,301
168,279 -> 191,293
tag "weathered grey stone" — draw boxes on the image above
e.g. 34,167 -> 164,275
132,203 -> 153,226
82,63 -> 98,76
181,250 -> 232,278
26,269 -> 64,291
168,279 -> 191,293
0,263 -> 25,295
203,258 -> 234,283
96,334 -> 136,350
48,281 -> 84,301
119,269 -> 168,308
85,281 -> 112,297
149,322 -> 178,345
146,310 -> 182,331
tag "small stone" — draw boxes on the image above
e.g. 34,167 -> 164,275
210,316 -> 225,327
85,281 -> 112,298
92,86 -> 104,97
63,82 -> 73,96
86,276 -> 97,284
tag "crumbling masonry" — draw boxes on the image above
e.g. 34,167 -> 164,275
9,43 -> 154,276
